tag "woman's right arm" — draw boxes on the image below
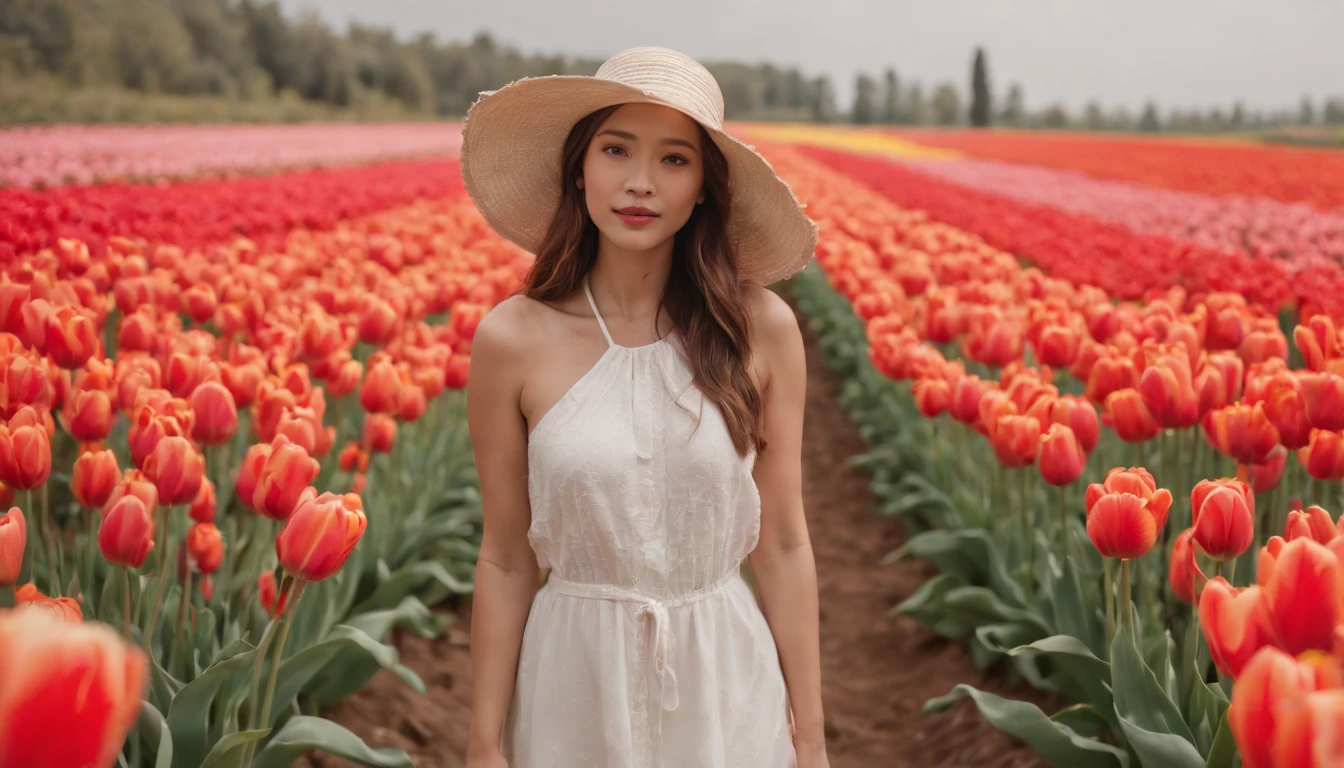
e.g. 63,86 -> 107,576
464,300 -> 541,766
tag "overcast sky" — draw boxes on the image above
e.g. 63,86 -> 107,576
278,0 -> 1341,114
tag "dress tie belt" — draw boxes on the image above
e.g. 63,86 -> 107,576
544,570 -> 741,713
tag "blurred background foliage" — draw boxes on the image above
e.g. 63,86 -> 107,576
2,0 -> 1343,142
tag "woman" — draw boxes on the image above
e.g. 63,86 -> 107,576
460,46 -> 827,768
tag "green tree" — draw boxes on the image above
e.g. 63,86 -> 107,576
931,82 -> 961,126
968,46 -> 991,126
851,73 -> 878,124
998,82 -> 1023,126
1300,95 -> 1317,125
1326,97 -> 1344,126
1139,101 -> 1161,132
882,68 -> 900,123
811,75 -> 837,123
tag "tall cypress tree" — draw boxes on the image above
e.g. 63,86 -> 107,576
969,46 -> 991,127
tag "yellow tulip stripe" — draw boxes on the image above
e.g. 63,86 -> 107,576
733,122 -> 963,161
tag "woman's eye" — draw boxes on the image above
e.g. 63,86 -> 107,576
603,146 -> 626,156
665,155 -> 688,165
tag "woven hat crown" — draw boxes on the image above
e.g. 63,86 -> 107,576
594,47 -> 726,129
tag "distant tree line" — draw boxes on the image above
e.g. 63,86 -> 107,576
2,0 -> 1342,134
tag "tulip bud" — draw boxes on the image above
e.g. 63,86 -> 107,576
337,442 -> 367,474
1272,689 -> 1344,768
1198,577 -> 1272,679
397,383 -> 427,423
101,468 -> 157,521
1038,424 -> 1086,486
1168,528 -> 1199,605
1284,505 -> 1337,545
257,571 -> 288,618
1203,402 -> 1280,466
200,575 -> 214,602
189,381 -> 238,446
72,448 -> 121,509
252,435 -> 320,522
357,295 -> 399,346
144,435 -> 204,506
360,359 -> 401,415
363,413 -> 397,454
1299,429 -> 1344,481
1138,354 -> 1200,428
186,522 -> 224,575
444,354 -> 470,390
0,609 -> 148,768
235,441 -> 272,513
990,414 -> 1041,469
1191,478 -> 1255,561
1301,372 -> 1344,431
1262,373 -> 1312,450
1248,445 -> 1288,494
1104,388 -> 1159,443
948,375 -> 988,425
1087,492 -> 1166,560
1230,647 -> 1331,768
1258,538 -> 1343,656
98,495 -> 155,570
912,378 -> 951,418
0,420 -> 51,490
42,304 -> 99,369
0,507 -> 24,587
326,359 -> 363,399
189,477 -> 216,524
1034,324 -> 1080,368
60,388 -> 112,443
276,488 -> 367,582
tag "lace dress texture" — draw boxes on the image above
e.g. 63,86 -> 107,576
501,276 -> 796,768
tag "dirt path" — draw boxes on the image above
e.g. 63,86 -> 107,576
305,299 -> 1045,767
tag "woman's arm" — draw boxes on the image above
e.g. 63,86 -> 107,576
464,299 -> 542,763
745,288 -> 827,752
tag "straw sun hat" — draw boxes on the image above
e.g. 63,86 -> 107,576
458,46 -> 819,286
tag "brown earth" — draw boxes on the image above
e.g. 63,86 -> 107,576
303,301 -> 1049,768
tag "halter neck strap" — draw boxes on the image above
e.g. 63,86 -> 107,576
583,275 -> 615,348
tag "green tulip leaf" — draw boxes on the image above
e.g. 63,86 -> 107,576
1204,711 -> 1237,768
1003,635 -> 1116,717
137,700 -> 174,768
923,684 -> 1130,767
1050,704 -> 1112,739
167,642 -> 259,768
350,560 -> 473,616
253,716 -> 410,768
892,572 -> 970,637
1112,627 -> 1203,767
198,729 -> 269,768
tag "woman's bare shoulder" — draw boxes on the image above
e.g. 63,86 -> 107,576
743,283 -> 802,348
468,293 -> 551,375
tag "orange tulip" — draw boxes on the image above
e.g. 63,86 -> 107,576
1257,538 -> 1343,656
338,441 -> 368,474
0,609 -> 147,768
1262,373 -> 1313,450
357,295 -> 400,346
1230,647 -> 1333,768
1199,577 -> 1272,679
60,388 -> 112,443
1038,423 -> 1086,486
990,414 -> 1041,469
220,361 -> 264,409
1138,353 -> 1200,428
188,477 -> 216,524
2,354 -> 54,417
326,359 -> 363,399
444,354 -> 470,390
276,488 -> 368,582
98,495 -> 155,570
1048,395 -> 1100,454
0,420 -> 51,490
1168,528 -> 1200,605
1284,505 -> 1338,545
258,570 -> 289,618
188,381 -> 238,446
252,435 -> 320,522
1301,372 -> 1344,432
1295,314 -> 1340,372
1203,402 -> 1281,465
0,507 -> 24,587
1247,445 -> 1288,494
1086,492 -> 1166,560
144,435 -> 204,507
1033,323 -> 1080,368
234,441 -> 272,513
42,304 -> 99,369
100,468 -> 157,521
1085,353 -> 1139,405
1299,429 -> 1344,481
363,412 -> 397,454
182,282 -> 218,325
297,312 -> 345,362
1272,689 -> 1344,768
164,352 -> 221,400
913,378 -> 951,417
1086,466 -> 1171,512
71,448 -> 121,509
965,317 -> 1022,368
360,358 -> 401,415
1104,388 -> 1159,443
1191,478 -> 1256,561
186,522 -> 223,575
948,375 -> 989,425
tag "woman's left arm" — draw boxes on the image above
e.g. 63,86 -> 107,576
746,288 -> 828,759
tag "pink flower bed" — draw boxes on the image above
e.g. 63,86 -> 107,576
905,157 -> 1344,271
0,122 -> 462,188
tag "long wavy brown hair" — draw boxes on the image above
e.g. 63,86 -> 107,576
521,104 -> 765,458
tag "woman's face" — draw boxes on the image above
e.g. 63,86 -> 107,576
579,102 -> 707,254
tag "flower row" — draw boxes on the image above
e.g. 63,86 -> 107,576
0,122 -> 461,189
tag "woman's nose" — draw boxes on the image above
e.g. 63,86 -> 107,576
625,163 -> 655,196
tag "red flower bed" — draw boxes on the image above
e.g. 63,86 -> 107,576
0,159 -> 465,259
890,129 -> 1344,212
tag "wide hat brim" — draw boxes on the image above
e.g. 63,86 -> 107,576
459,75 -> 818,285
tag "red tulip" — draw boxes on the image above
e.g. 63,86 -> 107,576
1138,353 -> 1199,428
357,295 -> 399,346
182,283 -> 218,325
60,388 -> 112,443
948,375 -> 989,425
1104,388 -> 1159,443
363,413 -> 397,454
188,381 -> 238,446
990,414 -> 1041,469
1034,323 -> 1080,368
1301,372 -> 1344,431
338,442 -> 368,474
1086,466 -> 1171,513
72,448 -> 121,509
1049,395 -> 1100,453
98,495 -> 155,570
444,355 -> 470,390
0,420 -> 51,490
1249,445 -> 1288,494
100,469 -> 158,520
1299,429 -> 1344,481
257,571 -> 288,619
234,441 -> 271,513
1284,505 -> 1337,544
220,361 -> 264,409
1199,576 -> 1272,679
186,522 -> 223,575
1273,689 -> 1344,768
42,304 -> 99,369
276,488 -> 367,581
1038,423 -> 1086,486
0,507 -> 24,587
0,609 -> 148,768
359,358 -> 401,415
1168,528 -> 1199,605
1261,373 -> 1313,450
326,359 -> 363,399
1257,537 -> 1343,656
188,478 -> 216,524
1085,353 -> 1139,405
1203,402 -> 1280,465
1191,478 -> 1256,561
1087,492 -> 1165,559
913,378 -> 951,417
144,436 -> 204,506
1231,647 -> 1335,768
252,435 -> 320,522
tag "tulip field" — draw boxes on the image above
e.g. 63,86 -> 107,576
1,119 -> 1342,767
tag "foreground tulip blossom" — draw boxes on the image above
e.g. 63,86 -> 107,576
1086,492 -> 1167,560
276,488 -> 368,582
1037,423 -> 1086,486
0,507 -> 24,587
1191,478 -> 1256,561
72,448 -> 121,509
1168,528 -> 1199,605
1199,577 -> 1272,679
0,609 -> 147,768
1230,646 -> 1338,768
98,495 -> 155,570
1256,537 -> 1343,656
251,435 -> 321,522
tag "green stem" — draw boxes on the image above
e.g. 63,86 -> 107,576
1058,483 -> 1069,554
1132,439 -> 1144,470
173,566 -> 194,679
245,575 -> 289,729
143,506 -> 175,666
121,567 -> 133,641
40,480 -> 59,596
0,584 -> 14,609
1020,468 -> 1033,581
1104,558 -> 1116,645
242,579 -> 306,768
1119,559 -> 1135,641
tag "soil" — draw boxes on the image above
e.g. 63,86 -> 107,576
302,300 -> 1050,768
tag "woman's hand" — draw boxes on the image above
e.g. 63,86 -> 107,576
790,719 -> 830,768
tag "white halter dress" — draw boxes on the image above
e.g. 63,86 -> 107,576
502,277 -> 796,768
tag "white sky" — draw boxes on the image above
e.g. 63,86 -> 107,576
279,0 -> 1343,114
